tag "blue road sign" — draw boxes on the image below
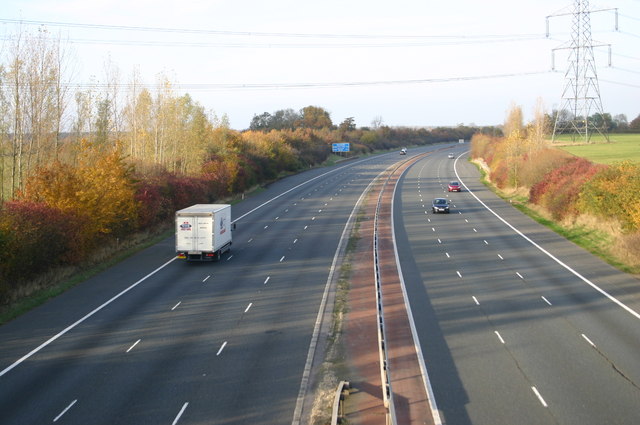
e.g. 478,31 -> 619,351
332,143 -> 350,152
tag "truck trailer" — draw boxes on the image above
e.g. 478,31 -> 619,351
175,204 -> 233,261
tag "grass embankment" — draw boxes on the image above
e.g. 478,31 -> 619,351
0,227 -> 173,326
500,193 -> 633,273
474,155 -> 640,275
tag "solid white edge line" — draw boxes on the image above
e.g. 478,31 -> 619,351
454,153 -> 640,321
3,153 -> 397,380
392,159 -> 443,425
53,399 -> 77,422
291,166 -> 385,425
531,386 -> 548,407
171,402 -> 189,425
0,257 -> 177,378
582,333 -> 596,347
232,154 -> 379,224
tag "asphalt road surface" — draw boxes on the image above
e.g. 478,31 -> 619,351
0,147 -> 437,425
5,143 -> 639,425
394,148 -> 640,425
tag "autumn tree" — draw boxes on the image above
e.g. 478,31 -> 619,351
20,141 -> 139,240
504,104 -> 526,187
526,98 -> 549,154
1,26 -> 71,198
299,105 -> 332,129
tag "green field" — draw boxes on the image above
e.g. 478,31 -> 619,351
553,133 -> 640,164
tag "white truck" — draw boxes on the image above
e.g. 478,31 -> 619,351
175,204 -> 233,261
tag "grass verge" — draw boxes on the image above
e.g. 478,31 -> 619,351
472,160 -> 639,274
308,207 -> 363,425
0,226 -> 173,326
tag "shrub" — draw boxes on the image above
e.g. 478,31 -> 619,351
580,161 -> 640,231
0,201 -> 86,303
519,148 -> 573,188
530,157 -> 604,220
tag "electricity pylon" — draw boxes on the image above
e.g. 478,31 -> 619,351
547,0 -> 617,143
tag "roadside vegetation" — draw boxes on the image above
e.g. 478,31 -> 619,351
472,105 -> 640,274
0,27 -> 488,316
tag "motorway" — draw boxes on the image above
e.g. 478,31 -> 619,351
2,143 -> 640,425
395,148 -> 640,424
0,148 -> 428,425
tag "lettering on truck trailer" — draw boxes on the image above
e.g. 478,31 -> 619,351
180,222 -> 192,231
219,216 -> 227,235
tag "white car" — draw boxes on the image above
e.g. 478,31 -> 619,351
448,153 -> 455,159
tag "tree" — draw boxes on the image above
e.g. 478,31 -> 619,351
249,108 -> 300,131
526,98 -> 549,153
613,114 -> 628,131
629,114 -> 640,130
299,106 -> 332,129
250,112 -> 272,131
272,108 -> 300,130
338,117 -> 356,132
20,142 -> 139,239
94,98 -> 111,146
503,103 -> 524,138
503,104 -> 525,187
590,112 -> 613,132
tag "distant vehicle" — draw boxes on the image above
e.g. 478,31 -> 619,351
400,148 -> 407,155
448,153 -> 455,159
432,198 -> 450,214
176,204 -> 233,261
448,181 -> 462,192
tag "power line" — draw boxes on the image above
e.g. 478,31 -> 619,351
0,17 -> 547,42
0,35 -> 547,49
0,70 -> 551,92
600,78 -> 640,88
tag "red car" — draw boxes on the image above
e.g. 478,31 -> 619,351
448,181 -> 461,192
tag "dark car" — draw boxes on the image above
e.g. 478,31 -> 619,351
448,181 -> 461,192
432,198 -> 450,213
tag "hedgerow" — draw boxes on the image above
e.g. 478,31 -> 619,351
580,161 -> 640,231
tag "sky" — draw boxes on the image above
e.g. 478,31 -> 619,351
2,0 -> 639,130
